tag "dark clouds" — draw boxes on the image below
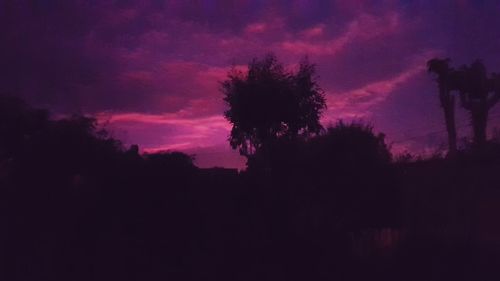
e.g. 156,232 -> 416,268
2,0 -> 500,168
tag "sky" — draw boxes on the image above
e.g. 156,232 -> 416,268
2,0 -> 500,169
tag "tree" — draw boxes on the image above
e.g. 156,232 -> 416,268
307,121 -> 391,170
0,95 -> 50,160
457,60 -> 500,146
427,58 -> 460,155
221,54 -> 326,157
145,151 -> 196,171
428,58 -> 500,150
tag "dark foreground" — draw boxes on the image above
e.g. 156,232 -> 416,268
1,96 -> 500,280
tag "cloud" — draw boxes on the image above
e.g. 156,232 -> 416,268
99,111 -> 230,150
3,1 -> 500,167
245,22 -> 268,34
323,50 -> 440,121
300,25 -> 325,38
279,12 -> 401,56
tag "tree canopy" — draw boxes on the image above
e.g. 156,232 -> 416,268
221,54 -> 326,156
246,121 -> 391,175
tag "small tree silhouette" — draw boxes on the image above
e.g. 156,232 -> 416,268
308,121 -> 391,169
457,60 -> 500,146
0,96 -> 50,160
428,58 -> 500,150
427,58 -> 460,155
221,54 -> 326,157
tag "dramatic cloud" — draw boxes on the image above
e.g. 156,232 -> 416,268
2,0 -> 500,168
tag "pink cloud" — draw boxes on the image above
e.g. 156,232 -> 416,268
300,24 -> 325,38
101,112 -> 228,127
97,110 -> 246,168
245,22 -> 268,34
98,111 -> 230,150
279,12 -> 401,56
280,39 -> 347,56
323,50 -> 439,122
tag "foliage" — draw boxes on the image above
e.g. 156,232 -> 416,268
0,96 -> 50,159
246,121 -> 392,177
144,151 -> 196,172
222,54 -> 326,156
308,121 -> 391,168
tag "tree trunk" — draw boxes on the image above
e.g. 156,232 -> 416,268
471,102 -> 488,147
441,88 -> 457,156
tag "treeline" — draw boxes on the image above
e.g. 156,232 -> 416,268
3,95 -> 500,280
0,95 -> 399,280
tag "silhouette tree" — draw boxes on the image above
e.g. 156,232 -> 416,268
457,60 -> 500,146
427,58 -> 460,155
0,96 -> 50,160
428,58 -> 500,149
222,54 -> 326,157
307,121 -> 391,171
144,151 -> 196,173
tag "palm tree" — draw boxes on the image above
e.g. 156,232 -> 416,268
427,58 -> 459,155
457,61 -> 500,147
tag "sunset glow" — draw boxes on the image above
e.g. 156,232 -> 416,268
3,1 -> 500,168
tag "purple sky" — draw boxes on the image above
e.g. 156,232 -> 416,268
2,1 -> 500,169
